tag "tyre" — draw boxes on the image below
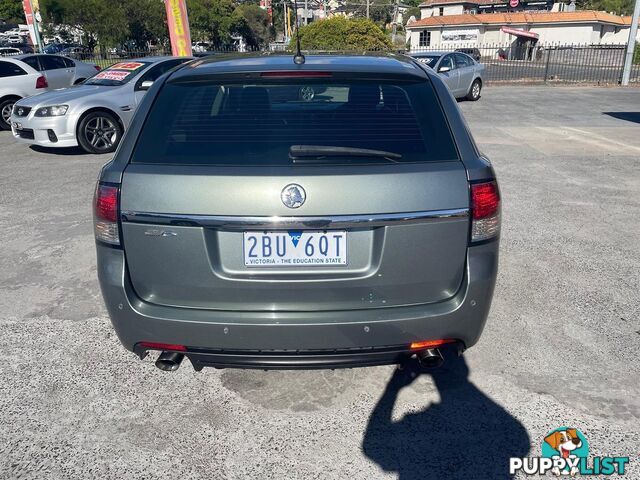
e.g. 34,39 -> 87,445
77,111 -> 123,154
466,79 -> 482,101
0,97 -> 18,131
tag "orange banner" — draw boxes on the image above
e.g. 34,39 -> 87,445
164,0 -> 192,57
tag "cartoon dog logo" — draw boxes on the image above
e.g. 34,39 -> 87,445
543,428 -> 584,476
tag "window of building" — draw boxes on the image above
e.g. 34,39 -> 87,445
439,7 -> 444,15
419,30 -> 431,46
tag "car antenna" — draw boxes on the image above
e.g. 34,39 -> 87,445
291,0 -> 305,65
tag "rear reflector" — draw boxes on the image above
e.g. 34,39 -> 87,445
93,183 -> 120,245
410,339 -> 457,350
139,342 -> 187,352
35,75 -> 48,89
470,180 -> 501,243
260,71 -> 332,78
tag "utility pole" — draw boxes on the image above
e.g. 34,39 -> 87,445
366,0 -> 370,19
304,0 -> 308,24
392,0 -> 399,39
622,0 -> 640,85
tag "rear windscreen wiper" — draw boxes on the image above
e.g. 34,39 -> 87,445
289,145 -> 402,163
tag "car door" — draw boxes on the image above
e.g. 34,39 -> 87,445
437,54 -> 459,94
38,55 -> 74,88
60,56 -> 79,82
454,53 -> 475,95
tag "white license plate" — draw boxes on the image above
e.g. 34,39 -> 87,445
243,231 -> 347,267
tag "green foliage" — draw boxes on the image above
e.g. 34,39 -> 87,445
294,16 -> 393,51
576,0 -> 634,15
233,4 -> 274,47
634,42 -> 640,65
404,6 -> 421,24
0,0 -> 23,24
38,0 -> 273,50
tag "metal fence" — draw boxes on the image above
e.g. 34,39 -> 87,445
409,43 -> 640,84
54,43 -> 640,85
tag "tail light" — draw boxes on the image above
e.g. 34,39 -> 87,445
94,65 -> 101,71
35,75 -> 48,89
470,180 -> 501,243
94,183 -> 120,245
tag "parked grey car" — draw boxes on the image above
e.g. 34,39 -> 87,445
411,51 -> 484,100
10,56 -> 191,153
94,53 -> 501,372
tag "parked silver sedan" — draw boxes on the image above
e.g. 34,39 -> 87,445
10,56 -> 191,153
411,51 -> 484,101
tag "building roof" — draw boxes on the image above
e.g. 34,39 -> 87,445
407,10 -> 634,28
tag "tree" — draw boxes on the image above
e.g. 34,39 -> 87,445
0,0 -> 23,24
124,0 -> 168,49
187,0 -> 243,47
404,6 -> 421,24
234,3 -> 274,48
293,16 -> 393,51
41,0 -> 128,49
576,0 -> 634,14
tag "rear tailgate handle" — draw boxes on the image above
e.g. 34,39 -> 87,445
121,208 -> 469,230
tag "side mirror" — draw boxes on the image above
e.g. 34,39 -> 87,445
438,65 -> 451,73
139,80 -> 154,91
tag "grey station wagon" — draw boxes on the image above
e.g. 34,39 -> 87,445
94,53 -> 501,372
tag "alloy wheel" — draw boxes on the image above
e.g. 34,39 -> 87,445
84,116 -> 118,151
1,103 -> 13,125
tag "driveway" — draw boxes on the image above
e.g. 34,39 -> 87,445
0,86 -> 638,479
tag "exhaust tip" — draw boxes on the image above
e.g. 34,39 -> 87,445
155,351 -> 184,372
416,348 -> 444,370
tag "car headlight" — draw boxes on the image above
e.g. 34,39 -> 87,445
35,105 -> 69,117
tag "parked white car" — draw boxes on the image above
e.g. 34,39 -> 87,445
0,54 -> 99,130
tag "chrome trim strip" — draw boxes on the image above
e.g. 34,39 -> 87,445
121,208 -> 469,230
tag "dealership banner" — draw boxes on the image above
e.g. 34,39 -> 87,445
22,0 -> 41,48
164,0 -> 193,57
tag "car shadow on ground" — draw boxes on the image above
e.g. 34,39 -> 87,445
603,112 -> 640,124
362,351 -> 530,480
29,145 -> 90,156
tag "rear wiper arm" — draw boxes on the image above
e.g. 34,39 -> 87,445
289,145 -> 402,163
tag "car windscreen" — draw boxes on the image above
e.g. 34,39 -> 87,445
84,61 -> 150,86
414,56 -> 440,68
131,78 -> 459,166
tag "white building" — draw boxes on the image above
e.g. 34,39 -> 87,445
406,5 -> 639,49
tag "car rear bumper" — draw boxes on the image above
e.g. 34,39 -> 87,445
97,240 -> 499,368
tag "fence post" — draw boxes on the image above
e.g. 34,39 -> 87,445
543,45 -> 551,83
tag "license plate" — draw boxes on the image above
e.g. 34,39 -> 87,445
243,231 -> 347,267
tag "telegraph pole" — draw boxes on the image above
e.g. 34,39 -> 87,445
304,0 -> 308,24
366,0 -> 370,18
622,0 -> 640,85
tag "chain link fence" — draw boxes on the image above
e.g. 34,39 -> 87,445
58,43 -> 640,85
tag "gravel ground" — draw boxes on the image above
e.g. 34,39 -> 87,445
0,86 -> 638,480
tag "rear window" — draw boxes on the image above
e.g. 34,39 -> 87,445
0,61 -> 27,77
132,78 -> 458,166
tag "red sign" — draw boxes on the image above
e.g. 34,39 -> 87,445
509,0 -> 519,7
164,0 -> 193,57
